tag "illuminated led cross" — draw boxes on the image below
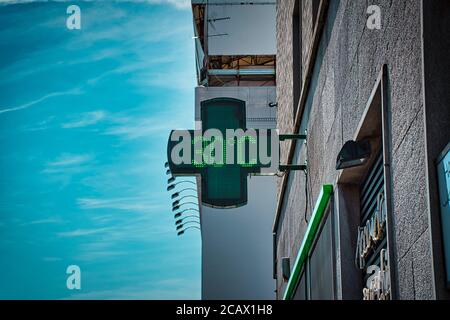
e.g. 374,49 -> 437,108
167,98 -> 276,208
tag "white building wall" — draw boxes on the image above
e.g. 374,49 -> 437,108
207,3 -> 276,55
201,176 -> 276,299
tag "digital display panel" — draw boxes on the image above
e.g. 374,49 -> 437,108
166,98 -> 274,208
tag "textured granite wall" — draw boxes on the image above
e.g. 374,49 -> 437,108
275,0 -> 435,299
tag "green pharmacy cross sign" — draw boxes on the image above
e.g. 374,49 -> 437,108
167,98 -> 304,209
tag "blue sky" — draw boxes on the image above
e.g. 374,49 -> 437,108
0,0 -> 201,299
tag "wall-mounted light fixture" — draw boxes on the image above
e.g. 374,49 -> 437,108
176,221 -> 200,231
173,208 -> 199,219
175,216 -> 200,226
177,226 -> 201,236
171,188 -> 197,199
167,180 -> 196,192
174,213 -> 182,219
336,140 -> 371,170
164,162 -> 200,238
172,195 -> 198,208
172,202 -> 198,212
172,200 -> 180,208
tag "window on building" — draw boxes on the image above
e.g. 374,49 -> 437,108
292,203 -> 335,300
312,0 -> 320,28
293,269 -> 307,300
292,0 -> 323,118
292,0 -> 302,118
309,211 -> 335,299
358,152 -> 390,300
336,66 -> 393,300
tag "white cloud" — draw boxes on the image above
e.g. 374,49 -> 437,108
70,223 -> 173,263
77,196 -> 162,211
101,105 -> 193,140
42,154 -> 95,186
47,153 -> 93,167
21,217 -> 65,226
0,88 -> 82,115
0,0 -> 191,10
57,227 -> 111,237
117,0 -> 191,10
63,269 -> 200,299
77,250 -> 129,262
85,54 -> 181,86
103,117 -> 172,140
43,257 -> 62,262
62,111 -> 106,128
22,116 -> 56,132
65,279 -> 200,300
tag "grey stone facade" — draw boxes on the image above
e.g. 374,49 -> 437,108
274,0 -> 450,300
